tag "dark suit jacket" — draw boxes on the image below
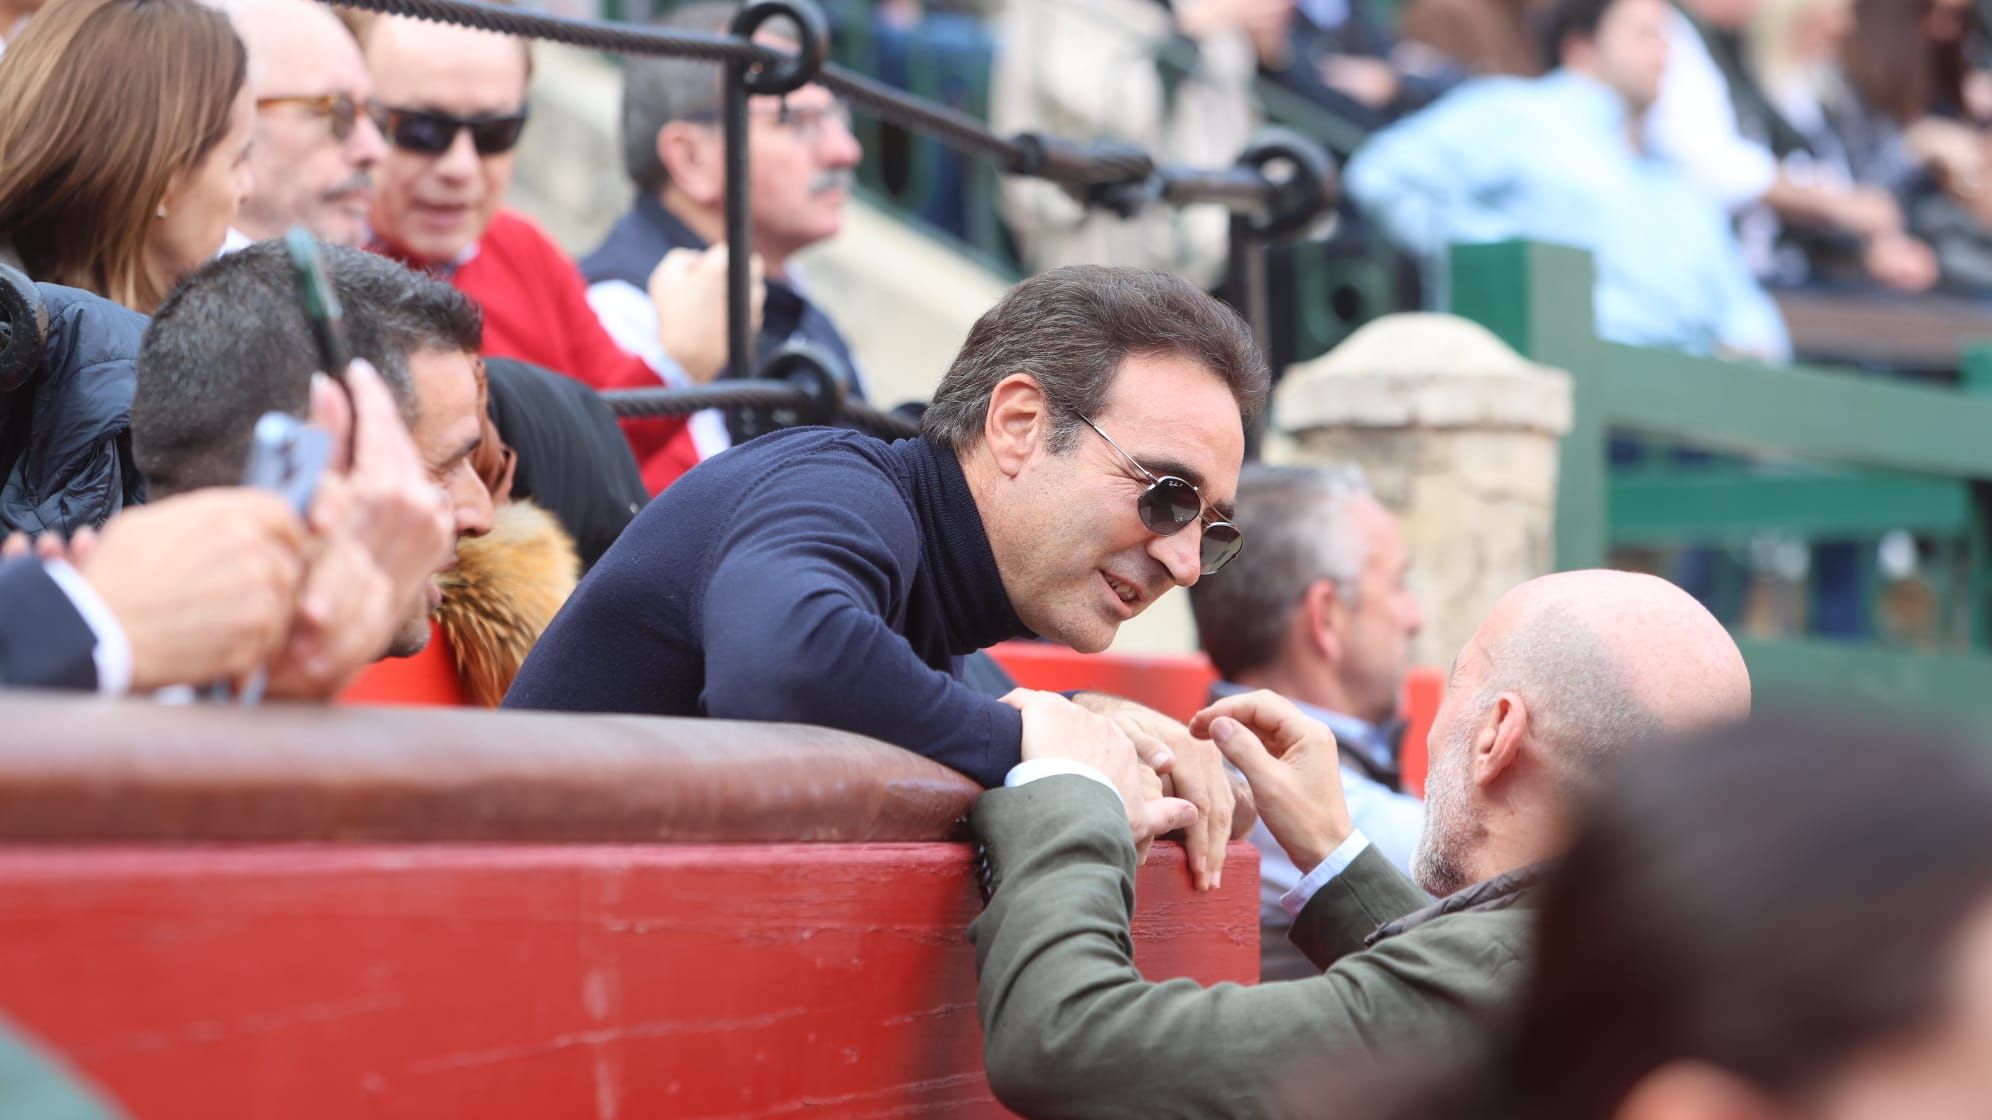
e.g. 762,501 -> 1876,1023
0,557 -> 98,690
971,776 -> 1537,1120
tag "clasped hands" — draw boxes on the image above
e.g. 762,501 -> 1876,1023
1000,688 -> 1357,891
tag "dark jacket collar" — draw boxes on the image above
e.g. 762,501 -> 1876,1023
888,436 -> 1031,654
1365,859 -> 1553,947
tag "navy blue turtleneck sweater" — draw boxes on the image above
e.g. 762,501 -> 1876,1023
503,429 -> 1031,786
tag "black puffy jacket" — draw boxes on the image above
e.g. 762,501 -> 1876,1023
0,281 -> 147,535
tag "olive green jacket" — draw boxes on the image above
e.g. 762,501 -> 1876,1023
970,776 -> 1539,1120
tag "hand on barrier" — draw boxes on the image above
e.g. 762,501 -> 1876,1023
1004,688 -> 1197,864
1192,689 -> 1355,876
1075,691 -> 1239,891
651,244 -> 765,384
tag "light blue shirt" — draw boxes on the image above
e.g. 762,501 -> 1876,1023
1210,682 -> 1426,927
1346,70 -> 1791,361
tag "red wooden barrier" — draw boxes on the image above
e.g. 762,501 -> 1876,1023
0,694 -> 1257,1118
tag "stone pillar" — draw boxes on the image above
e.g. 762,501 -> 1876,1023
1271,313 -> 1573,668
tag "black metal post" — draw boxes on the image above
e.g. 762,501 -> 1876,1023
722,61 -> 754,379
722,0 -> 830,381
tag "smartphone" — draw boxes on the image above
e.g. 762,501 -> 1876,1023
285,226 -> 349,384
242,411 -> 331,518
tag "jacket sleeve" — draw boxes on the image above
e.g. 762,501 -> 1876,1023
1286,845 -> 1432,970
971,778 -> 1490,1120
0,558 -> 99,690
698,454 -> 1023,786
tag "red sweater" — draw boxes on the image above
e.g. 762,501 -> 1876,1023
383,210 -> 698,493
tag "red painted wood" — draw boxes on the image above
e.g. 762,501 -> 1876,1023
0,840 -> 1257,1119
1398,666 -> 1443,798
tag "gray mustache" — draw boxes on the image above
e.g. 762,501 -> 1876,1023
809,168 -> 854,197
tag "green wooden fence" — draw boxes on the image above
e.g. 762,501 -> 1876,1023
1450,240 -> 1992,727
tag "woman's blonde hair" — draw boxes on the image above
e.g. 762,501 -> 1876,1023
1750,0 -> 1853,99
0,0 -> 246,311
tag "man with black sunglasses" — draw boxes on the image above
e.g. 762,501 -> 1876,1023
361,15 -> 702,493
225,0 -> 386,249
507,265 -> 1267,890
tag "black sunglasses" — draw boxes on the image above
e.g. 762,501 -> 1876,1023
370,106 -> 529,156
1080,415 -> 1244,575
257,92 -> 370,142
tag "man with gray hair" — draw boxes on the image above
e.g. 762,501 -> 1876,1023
1188,463 -> 1426,979
970,569 -> 1752,1118
581,1 -> 867,461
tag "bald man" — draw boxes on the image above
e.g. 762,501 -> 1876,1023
225,0 -> 387,246
971,570 -> 1751,1120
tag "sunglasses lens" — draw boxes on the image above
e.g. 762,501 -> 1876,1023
1137,477 -> 1202,536
1200,523 -> 1244,574
470,116 -> 528,155
379,110 -> 456,154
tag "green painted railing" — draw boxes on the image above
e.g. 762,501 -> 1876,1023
1450,240 -> 1992,726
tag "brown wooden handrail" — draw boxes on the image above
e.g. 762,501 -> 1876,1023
0,692 -> 981,843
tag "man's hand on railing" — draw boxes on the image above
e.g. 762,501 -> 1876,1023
1003,689 -> 1198,865
1073,691 -> 1245,892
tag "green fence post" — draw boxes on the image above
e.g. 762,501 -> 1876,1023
1447,241 -> 1606,570
1960,343 -> 1992,647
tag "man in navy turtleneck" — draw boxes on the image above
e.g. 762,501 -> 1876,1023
505,265 -> 1269,887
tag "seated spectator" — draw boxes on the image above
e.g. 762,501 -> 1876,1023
991,0 -> 1262,287
133,242 -> 576,703
1648,0 -> 1938,291
1347,0 -> 1793,360
223,0 -> 387,248
508,266 -> 1262,888
0,0 -> 253,313
1187,464 -> 1426,980
1,357 -> 450,699
970,570 -> 1750,1119
359,15 -> 698,491
1840,0 -> 1992,291
1335,714 -> 1992,1120
0,268 -> 147,537
585,2 -> 869,465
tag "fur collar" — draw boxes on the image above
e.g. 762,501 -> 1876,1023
435,501 -> 578,707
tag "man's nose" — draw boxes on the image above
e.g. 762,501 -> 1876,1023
821,116 -> 862,167
433,128 -> 482,179
1148,527 -> 1202,589
349,110 -> 388,168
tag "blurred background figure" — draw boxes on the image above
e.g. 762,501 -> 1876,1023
1325,713 -> 1992,1120
0,0 -> 46,49
0,0 -> 252,312
224,0 -> 389,248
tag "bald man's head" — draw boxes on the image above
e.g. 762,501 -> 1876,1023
1414,570 -> 1750,896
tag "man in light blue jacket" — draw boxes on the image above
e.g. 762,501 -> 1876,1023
1345,0 -> 1790,361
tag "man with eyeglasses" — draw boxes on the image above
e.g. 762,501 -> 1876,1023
507,265 -> 1263,890
224,0 -> 386,249
361,15 -> 702,492
581,1 -> 869,463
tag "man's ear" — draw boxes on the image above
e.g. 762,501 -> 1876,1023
1473,691 -> 1529,789
981,371 -> 1048,479
656,122 -> 721,206
1300,579 -> 1346,666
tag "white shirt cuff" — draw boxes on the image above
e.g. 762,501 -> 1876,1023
1279,830 -> 1372,917
1003,758 -> 1124,810
40,559 -> 132,696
